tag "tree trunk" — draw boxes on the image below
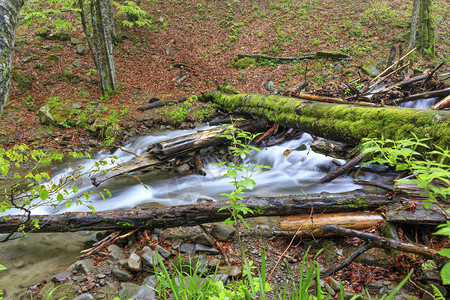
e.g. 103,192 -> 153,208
0,191 -> 390,233
78,0 -> 99,70
409,0 -> 420,49
419,0 -> 436,58
0,0 -> 24,118
201,87 -> 450,150
94,0 -> 117,93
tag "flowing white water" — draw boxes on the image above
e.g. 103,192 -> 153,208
29,128 -> 362,215
400,98 -> 437,109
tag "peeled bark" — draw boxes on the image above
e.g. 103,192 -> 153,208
0,0 -> 24,118
202,87 -> 450,150
0,191 -> 390,233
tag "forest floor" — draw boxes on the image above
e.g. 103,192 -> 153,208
1,0 -> 450,298
1,0 -> 449,153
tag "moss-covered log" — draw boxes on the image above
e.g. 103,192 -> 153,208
202,87 -> 450,149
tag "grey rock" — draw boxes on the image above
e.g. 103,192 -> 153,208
97,274 -> 106,279
88,139 -> 99,147
324,282 -> 335,296
142,275 -> 157,288
211,224 -> 235,242
195,243 -> 219,255
119,285 -> 157,300
63,66 -> 74,79
343,291 -> 358,300
72,103 -> 82,109
52,271 -> 71,283
192,233 -> 214,246
84,231 -> 105,245
180,243 -> 196,253
22,55 -> 36,63
155,244 -> 172,259
176,163 -> 190,173
111,268 -> 134,282
172,237 -> 183,249
172,254 -> 208,273
37,105 -> 55,125
335,63 -> 343,73
219,265 -> 241,277
128,251 -> 142,271
365,281 -> 384,292
73,60 -> 82,67
74,258 -> 94,274
73,294 -> 95,300
265,81 -> 275,92
141,246 -> 164,267
28,104 -> 39,112
369,66 -> 380,76
71,37 -> 83,44
329,278 -> 341,291
108,244 -> 126,260
76,43 -> 88,55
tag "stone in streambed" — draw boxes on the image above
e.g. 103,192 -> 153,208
195,243 -> 219,255
73,294 -> 95,300
119,285 -> 156,300
73,258 -> 94,274
155,244 -> 172,259
179,243 -> 195,253
192,232 -> 214,246
141,246 -> 165,268
111,268 -> 134,282
210,224 -> 235,242
172,254 -> 208,273
128,251 -> 142,271
108,244 -> 126,260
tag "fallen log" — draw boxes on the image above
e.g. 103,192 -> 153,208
385,202 -> 448,225
237,51 -> 352,62
378,74 -> 428,93
138,98 -> 186,111
313,153 -> 366,185
0,191 -> 390,233
432,94 -> 450,110
280,212 -> 384,232
202,87 -> 450,150
91,119 -> 268,186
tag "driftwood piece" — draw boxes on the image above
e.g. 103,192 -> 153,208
91,120 -> 267,186
379,74 -> 428,93
310,139 -> 355,159
194,152 -> 206,176
313,153 -> 366,185
385,202 -> 448,225
361,48 -> 416,95
424,61 -> 445,85
386,87 -> 450,106
203,88 -> 450,150
0,191 -> 390,233
138,98 -> 186,111
432,94 -> 450,110
280,212 -> 384,232
148,119 -> 268,160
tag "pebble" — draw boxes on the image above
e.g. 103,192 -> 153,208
73,294 -> 95,300
107,244 -> 126,260
155,244 -> 172,259
127,251 -> 142,271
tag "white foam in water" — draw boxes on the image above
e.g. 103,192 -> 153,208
400,98 -> 437,109
4,127 -> 363,215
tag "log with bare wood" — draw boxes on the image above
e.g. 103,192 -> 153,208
432,94 -> 450,110
90,119 -> 268,186
378,74 -> 428,94
0,191 -> 390,234
313,153 -> 366,185
148,119 -> 268,160
194,152 -> 206,176
202,86 -> 450,150
385,87 -> 450,106
280,212 -> 384,233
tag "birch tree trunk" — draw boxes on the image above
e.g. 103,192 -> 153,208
408,0 -> 420,49
93,0 -> 117,93
0,0 -> 24,118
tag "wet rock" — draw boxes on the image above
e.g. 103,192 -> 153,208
192,233 -> 214,246
108,244 -> 126,260
211,224 -> 235,242
119,285 -> 157,300
111,268 -> 134,282
52,271 -> 71,283
155,244 -> 172,259
73,294 -> 95,300
128,251 -> 142,271
176,163 -> 190,173
180,243 -> 196,253
195,243 -> 219,255
74,258 -> 94,274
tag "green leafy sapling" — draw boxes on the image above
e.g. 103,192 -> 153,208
215,118 -> 270,266
0,145 -> 114,241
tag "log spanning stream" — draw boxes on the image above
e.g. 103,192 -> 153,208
0,98 -> 435,297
